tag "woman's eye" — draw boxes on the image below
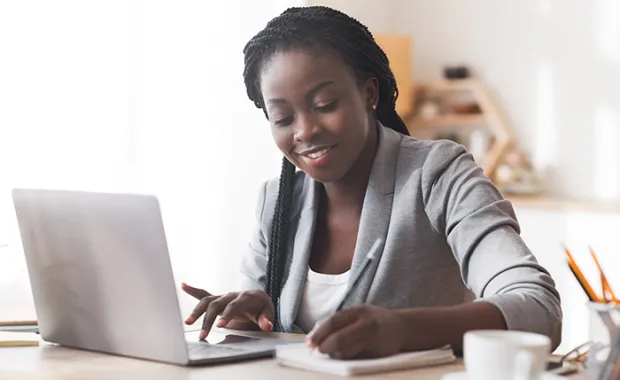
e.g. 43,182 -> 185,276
274,116 -> 294,126
315,101 -> 338,112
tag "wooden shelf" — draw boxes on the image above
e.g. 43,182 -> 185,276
406,79 -> 515,183
409,114 -> 486,129
416,79 -> 482,92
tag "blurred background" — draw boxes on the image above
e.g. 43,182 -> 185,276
1,0 -> 619,355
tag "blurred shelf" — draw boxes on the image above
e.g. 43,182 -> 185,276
409,114 -> 486,129
505,194 -> 620,213
416,79 -> 482,92
406,79 -> 514,183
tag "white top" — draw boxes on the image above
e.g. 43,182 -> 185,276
295,267 -> 350,333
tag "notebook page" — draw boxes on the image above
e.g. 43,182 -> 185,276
275,343 -> 456,376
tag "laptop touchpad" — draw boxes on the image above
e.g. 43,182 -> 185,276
205,332 -> 261,345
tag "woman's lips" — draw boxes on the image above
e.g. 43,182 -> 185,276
296,145 -> 335,167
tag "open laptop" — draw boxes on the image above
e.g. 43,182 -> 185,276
11,188 -> 295,366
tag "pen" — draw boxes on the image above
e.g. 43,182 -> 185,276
335,238 -> 384,312
307,239 -> 384,340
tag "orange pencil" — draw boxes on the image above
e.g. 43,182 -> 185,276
564,246 -> 603,303
589,246 -> 618,303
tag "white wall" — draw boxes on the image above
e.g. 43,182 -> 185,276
312,0 -> 620,202
0,0 -> 299,321
310,0 -> 400,34
0,0 -> 134,321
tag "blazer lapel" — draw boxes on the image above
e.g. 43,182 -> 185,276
279,176 -> 320,332
342,124 -> 401,307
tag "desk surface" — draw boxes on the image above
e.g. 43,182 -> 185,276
0,330 -> 586,380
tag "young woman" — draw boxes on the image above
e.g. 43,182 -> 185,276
182,6 -> 562,359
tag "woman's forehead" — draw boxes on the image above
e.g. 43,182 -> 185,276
260,49 -> 356,99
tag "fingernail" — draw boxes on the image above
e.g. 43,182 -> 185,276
185,317 -> 193,324
267,321 -> 274,331
199,330 -> 207,340
216,319 -> 228,327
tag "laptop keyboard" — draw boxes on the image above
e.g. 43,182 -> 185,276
187,342 -> 249,359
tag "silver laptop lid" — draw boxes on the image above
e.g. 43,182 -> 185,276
12,188 -> 189,365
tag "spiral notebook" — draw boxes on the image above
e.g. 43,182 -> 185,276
275,343 -> 456,377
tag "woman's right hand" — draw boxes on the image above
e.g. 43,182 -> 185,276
181,282 -> 275,340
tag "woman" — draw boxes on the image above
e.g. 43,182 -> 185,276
182,5 -> 562,359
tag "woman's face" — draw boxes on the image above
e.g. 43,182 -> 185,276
259,49 -> 378,184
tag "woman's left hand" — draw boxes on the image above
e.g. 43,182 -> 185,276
306,305 -> 405,359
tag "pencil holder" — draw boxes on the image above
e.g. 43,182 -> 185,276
586,302 -> 620,380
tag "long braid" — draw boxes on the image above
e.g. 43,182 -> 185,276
242,5 -> 409,330
265,157 -> 295,330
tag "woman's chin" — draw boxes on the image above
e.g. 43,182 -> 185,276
302,168 -> 346,184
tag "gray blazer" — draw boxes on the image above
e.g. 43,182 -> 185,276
240,124 -> 562,349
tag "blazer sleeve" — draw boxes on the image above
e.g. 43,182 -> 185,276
238,181 -> 269,292
421,140 -> 563,350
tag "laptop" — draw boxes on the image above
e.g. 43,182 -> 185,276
11,188 -> 295,366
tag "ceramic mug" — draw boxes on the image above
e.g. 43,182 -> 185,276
464,330 -> 551,380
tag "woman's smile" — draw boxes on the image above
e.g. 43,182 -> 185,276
295,145 -> 337,167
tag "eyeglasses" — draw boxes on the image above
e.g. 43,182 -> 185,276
560,340 -> 615,368
561,341 -> 592,367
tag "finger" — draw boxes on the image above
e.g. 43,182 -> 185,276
181,282 -> 211,300
318,321 -> 367,359
200,293 -> 237,340
257,312 -> 274,331
308,309 -> 359,347
254,293 -> 275,331
185,295 -> 216,325
216,299 -> 247,327
217,292 -> 274,330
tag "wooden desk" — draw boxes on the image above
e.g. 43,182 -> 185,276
0,331 -> 587,380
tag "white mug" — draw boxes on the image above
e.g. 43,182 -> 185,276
464,330 -> 551,380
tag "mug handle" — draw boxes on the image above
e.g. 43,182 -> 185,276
513,350 -> 537,380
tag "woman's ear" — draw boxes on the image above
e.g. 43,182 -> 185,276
364,77 -> 379,111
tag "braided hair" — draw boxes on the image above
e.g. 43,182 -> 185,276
242,6 -> 410,330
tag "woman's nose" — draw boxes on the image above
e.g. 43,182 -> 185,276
293,113 -> 320,142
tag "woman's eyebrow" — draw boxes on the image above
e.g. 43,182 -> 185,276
266,80 -> 335,105
305,80 -> 335,99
